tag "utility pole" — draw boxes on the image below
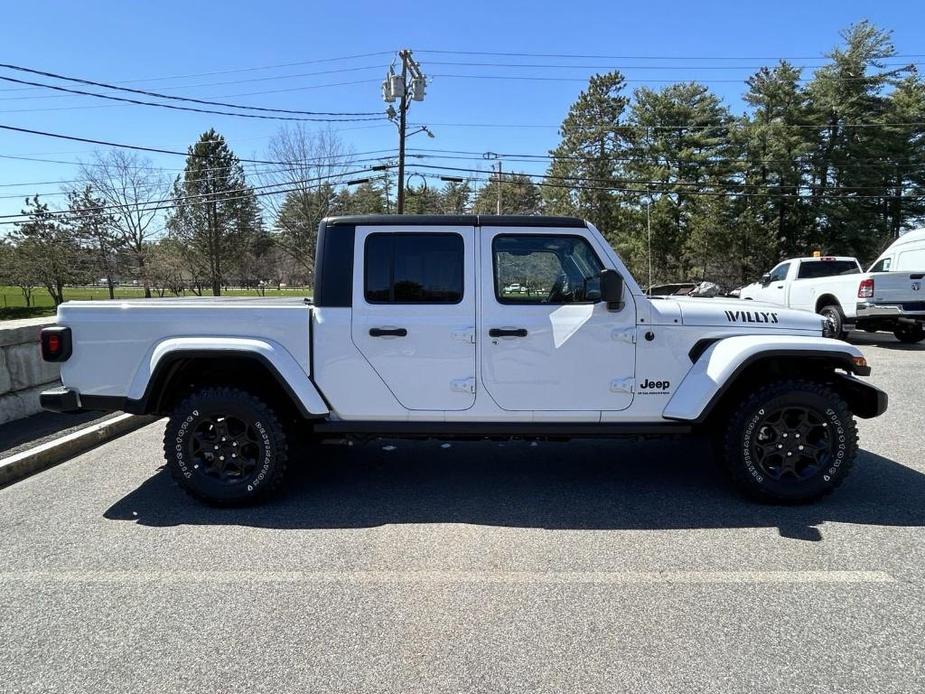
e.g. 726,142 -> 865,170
483,152 -> 501,215
382,50 -> 427,214
396,53 -> 408,214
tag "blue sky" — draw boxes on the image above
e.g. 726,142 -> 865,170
1,0 -> 923,224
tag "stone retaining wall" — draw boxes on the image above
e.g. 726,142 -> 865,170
0,318 -> 59,425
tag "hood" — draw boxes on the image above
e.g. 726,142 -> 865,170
651,296 -> 824,333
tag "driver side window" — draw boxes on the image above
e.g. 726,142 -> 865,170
768,262 -> 790,283
492,234 -> 604,304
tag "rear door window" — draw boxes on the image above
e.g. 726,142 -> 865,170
364,233 -> 464,304
797,260 -> 861,279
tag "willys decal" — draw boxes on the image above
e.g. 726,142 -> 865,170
724,310 -> 779,324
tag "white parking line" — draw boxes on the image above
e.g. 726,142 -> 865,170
0,570 -> 896,584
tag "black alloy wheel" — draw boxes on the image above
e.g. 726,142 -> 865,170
164,386 -> 289,505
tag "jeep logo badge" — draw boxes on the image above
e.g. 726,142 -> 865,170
913,281 -> 921,291
639,379 -> 670,392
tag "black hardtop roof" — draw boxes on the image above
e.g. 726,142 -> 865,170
323,214 -> 587,228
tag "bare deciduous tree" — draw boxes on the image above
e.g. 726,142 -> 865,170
259,126 -> 354,280
80,150 -> 167,297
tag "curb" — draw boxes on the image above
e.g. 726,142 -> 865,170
0,413 -> 161,487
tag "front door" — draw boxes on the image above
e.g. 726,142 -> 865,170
479,228 -> 636,412
351,226 -> 476,411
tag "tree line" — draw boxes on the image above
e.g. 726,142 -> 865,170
1,21 -> 922,304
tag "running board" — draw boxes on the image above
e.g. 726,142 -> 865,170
313,420 -> 692,438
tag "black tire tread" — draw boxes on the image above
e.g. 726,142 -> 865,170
721,378 -> 858,504
893,326 -> 925,344
819,303 -> 848,341
163,386 -> 289,506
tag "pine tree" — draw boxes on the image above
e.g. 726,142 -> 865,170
167,129 -> 263,296
542,71 -> 632,240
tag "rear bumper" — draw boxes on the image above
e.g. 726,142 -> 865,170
40,387 -> 127,414
40,387 -> 82,413
856,301 -> 925,323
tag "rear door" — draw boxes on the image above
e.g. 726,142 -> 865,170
351,225 -> 477,411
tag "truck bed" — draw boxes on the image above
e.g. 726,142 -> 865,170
55,298 -> 312,400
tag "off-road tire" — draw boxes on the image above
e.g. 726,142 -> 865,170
893,324 -> 925,344
721,379 -> 858,504
163,386 -> 289,506
819,304 -> 848,340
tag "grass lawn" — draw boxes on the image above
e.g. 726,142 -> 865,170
0,285 -> 311,321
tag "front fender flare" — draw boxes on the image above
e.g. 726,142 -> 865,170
127,337 -> 329,417
663,335 -> 867,422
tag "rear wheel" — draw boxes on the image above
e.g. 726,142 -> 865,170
721,379 -> 858,504
819,304 -> 848,340
893,324 -> 925,344
163,386 -> 289,506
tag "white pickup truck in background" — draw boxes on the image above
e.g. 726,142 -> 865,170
739,256 -> 862,339
856,228 -> 925,343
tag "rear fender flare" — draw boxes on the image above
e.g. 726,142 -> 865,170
128,337 -> 329,417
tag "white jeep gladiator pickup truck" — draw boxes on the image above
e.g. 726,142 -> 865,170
39,215 -> 887,505
739,256 -> 862,339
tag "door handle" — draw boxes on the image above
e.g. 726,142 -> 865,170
489,328 -> 528,338
369,327 -> 407,337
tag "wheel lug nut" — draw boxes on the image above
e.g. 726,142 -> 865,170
798,445 -> 804,451
214,445 -> 219,450
232,442 -> 237,447
795,433 -> 800,438
232,454 -> 236,458
777,444 -> 783,449
219,455 -> 225,461
787,452 -> 793,457
783,433 -> 788,438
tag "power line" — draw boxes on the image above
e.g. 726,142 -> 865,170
0,154 -> 399,201
0,65 -> 385,101
0,165 -> 384,224
430,72 -> 911,84
405,147 -> 925,169
405,162 -> 925,196
0,73 -> 384,122
407,119 -> 925,131
0,123 -> 394,165
0,51 -> 394,94
0,63 -> 382,116
0,149 -> 397,176
417,49 -> 925,61
426,59 -> 922,71
411,169 -> 925,201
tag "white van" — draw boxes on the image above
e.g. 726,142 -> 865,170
857,229 -> 925,343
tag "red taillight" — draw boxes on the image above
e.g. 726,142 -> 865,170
41,327 -> 72,362
858,278 -> 874,299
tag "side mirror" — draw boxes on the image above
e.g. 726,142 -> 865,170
600,269 -> 624,310
760,273 -> 771,286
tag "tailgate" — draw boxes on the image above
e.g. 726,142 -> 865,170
868,272 -> 925,305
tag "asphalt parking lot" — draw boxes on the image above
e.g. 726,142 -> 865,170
1,332 -> 923,693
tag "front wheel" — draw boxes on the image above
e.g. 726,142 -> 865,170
163,386 -> 289,505
893,324 -> 925,344
721,379 -> 858,504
